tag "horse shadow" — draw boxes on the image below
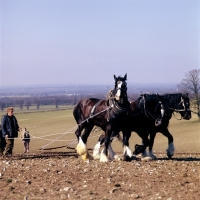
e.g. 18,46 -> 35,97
156,157 -> 200,161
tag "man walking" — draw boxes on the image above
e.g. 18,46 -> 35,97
0,125 -> 5,155
1,107 -> 20,156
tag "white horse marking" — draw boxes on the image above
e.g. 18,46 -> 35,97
93,142 -> 101,160
76,137 -> 87,156
123,146 -> 132,158
115,81 -> 122,100
100,149 -> 109,162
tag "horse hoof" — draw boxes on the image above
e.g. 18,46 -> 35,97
81,152 -> 93,161
93,154 -> 100,160
76,144 -> 87,156
150,155 -> 157,160
167,151 -> 172,159
132,156 -> 141,161
100,153 -> 109,162
123,155 -> 132,162
114,155 -> 121,161
141,157 -> 152,161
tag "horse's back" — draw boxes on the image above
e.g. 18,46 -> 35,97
73,98 -> 105,122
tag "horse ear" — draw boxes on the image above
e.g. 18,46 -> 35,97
114,75 -> 117,81
124,73 -> 127,80
182,93 -> 187,98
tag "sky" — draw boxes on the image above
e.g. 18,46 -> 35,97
0,0 -> 199,87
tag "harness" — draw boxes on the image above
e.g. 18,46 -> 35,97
140,96 -> 164,120
168,96 -> 190,120
88,90 -> 130,122
89,100 -> 104,118
138,95 -> 165,126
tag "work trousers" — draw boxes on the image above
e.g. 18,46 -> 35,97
0,137 -> 6,155
3,138 -> 14,155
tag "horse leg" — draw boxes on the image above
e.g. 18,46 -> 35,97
76,124 -> 94,160
133,133 -> 150,156
141,141 -> 148,158
100,127 -> 112,162
94,132 -> 120,160
93,134 -> 105,160
107,142 -> 117,160
74,123 -> 81,140
122,130 -> 132,161
162,128 -> 174,158
108,131 -> 122,160
147,132 -> 157,159
73,123 -> 84,149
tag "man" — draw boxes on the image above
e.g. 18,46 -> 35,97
0,125 -> 4,155
1,107 -> 20,156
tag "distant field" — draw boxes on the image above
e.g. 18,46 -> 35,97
0,105 -> 74,115
1,106 -> 200,155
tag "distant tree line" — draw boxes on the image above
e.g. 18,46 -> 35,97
0,92 -> 140,111
0,94 -> 87,111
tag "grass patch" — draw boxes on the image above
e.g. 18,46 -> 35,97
3,108 -> 199,154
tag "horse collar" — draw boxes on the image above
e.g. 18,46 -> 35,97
109,98 -> 129,115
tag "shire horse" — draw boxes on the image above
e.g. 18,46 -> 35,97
73,74 -> 130,162
93,93 -> 165,161
142,93 -> 191,159
95,93 -> 191,160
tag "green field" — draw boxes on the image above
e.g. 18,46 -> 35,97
1,106 -> 200,154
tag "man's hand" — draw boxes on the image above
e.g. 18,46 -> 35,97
5,135 -> 8,139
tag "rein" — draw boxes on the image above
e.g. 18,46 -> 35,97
141,96 -> 156,120
80,106 -> 112,125
190,110 -> 199,115
168,107 -> 184,120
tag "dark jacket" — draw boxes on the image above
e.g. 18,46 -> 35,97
1,114 -> 19,138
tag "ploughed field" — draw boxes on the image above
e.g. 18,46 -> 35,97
0,152 -> 200,200
0,109 -> 200,199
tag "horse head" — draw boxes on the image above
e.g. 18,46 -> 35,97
154,94 -> 165,126
112,74 -> 128,105
177,93 -> 191,120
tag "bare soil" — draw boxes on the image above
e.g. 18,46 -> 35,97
0,151 -> 200,200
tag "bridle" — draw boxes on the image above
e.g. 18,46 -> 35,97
114,80 -> 127,101
169,96 -> 191,120
107,80 -> 129,115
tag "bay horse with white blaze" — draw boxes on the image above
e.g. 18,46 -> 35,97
73,74 -> 130,162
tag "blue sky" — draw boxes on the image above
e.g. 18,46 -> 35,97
0,0 -> 199,87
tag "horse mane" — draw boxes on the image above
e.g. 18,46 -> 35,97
106,90 -> 113,100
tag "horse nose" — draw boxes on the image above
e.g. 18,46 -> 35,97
184,112 -> 191,120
